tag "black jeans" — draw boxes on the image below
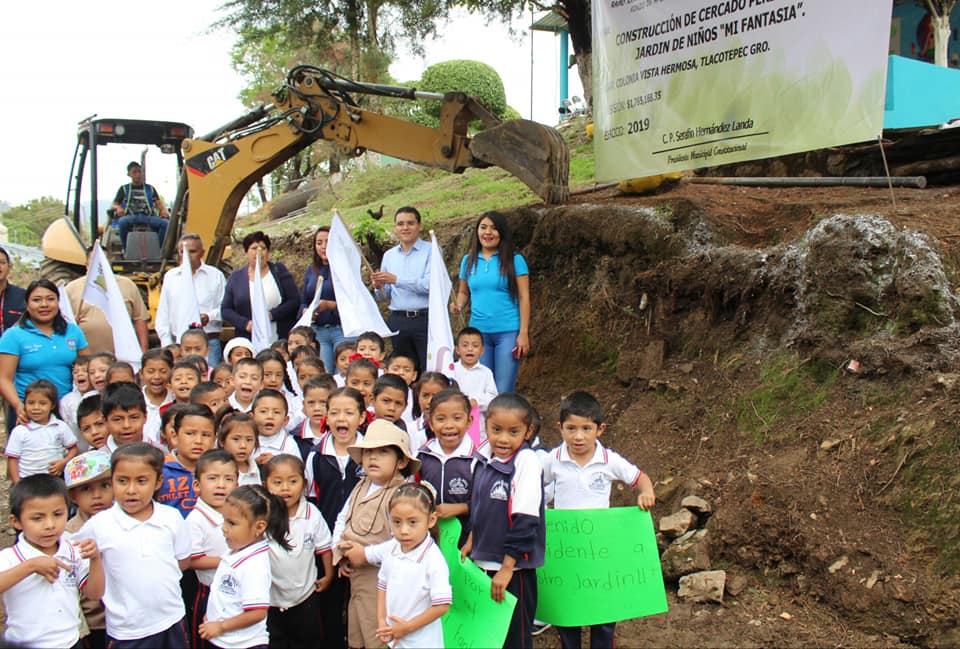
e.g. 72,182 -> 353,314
387,311 -> 428,372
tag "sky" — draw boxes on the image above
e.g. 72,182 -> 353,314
0,1 -> 582,208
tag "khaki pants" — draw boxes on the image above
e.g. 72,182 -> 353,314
347,565 -> 386,649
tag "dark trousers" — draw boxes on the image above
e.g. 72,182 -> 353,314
190,582 -> 211,649
180,569 -> 200,639
106,617 -> 188,649
387,311 -> 428,373
558,623 -> 616,649
486,568 -> 537,649
267,591 -> 321,648
316,575 -> 348,649
84,628 -> 107,649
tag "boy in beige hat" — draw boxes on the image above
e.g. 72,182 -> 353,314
332,420 -> 419,648
64,450 -> 113,649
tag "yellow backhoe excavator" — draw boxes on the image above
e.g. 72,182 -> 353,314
41,65 -> 570,320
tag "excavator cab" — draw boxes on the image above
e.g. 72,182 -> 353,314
41,117 -> 192,285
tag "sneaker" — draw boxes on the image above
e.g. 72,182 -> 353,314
531,621 -> 552,637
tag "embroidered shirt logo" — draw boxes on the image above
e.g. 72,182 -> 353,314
489,479 -> 509,501
219,573 -> 240,595
448,477 -> 469,496
588,472 -> 609,492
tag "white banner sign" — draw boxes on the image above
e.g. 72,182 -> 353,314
592,0 -> 893,180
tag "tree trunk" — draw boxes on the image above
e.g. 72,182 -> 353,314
933,13 -> 951,66
562,0 -> 593,109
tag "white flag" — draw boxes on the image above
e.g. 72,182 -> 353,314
82,244 -> 141,369
250,252 -> 273,353
172,242 -> 203,341
293,276 -> 323,330
58,284 -> 76,324
327,213 -> 395,338
426,231 -> 455,377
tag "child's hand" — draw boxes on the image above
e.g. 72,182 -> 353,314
637,491 -> 656,510
255,453 -> 274,465
48,459 -> 67,476
337,561 -> 354,578
490,566 -> 512,603
30,556 -> 71,583
435,504 -> 457,519
470,398 -> 478,409
73,538 -> 100,562
459,535 -> 473,563
376,619 -> 395,644
315,573 -> 333,592
384,615 -> 413,640
198,619 -> 224,640
340,542 -> 366,568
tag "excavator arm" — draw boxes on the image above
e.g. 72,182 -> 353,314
172,65 -> 569,266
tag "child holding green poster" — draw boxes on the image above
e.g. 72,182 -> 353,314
461,392 -> 545,649
540,390 -> 656,649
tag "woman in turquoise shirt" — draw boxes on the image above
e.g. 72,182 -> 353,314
0,279 -> 88,430
451,211 -> 531,393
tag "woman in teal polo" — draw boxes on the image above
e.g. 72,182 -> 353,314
0,279 -> 88,429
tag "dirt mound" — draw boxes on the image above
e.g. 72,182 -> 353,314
430,191 -> 960,647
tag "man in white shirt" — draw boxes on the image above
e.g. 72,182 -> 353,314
155,234 -> 227,366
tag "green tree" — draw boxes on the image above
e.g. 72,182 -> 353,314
417,60 -> 508,128
1,197 -> 63,246
452,0 -> 593,109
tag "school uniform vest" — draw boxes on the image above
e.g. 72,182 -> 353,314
469,447 -> 546,569
308,433 -> 364,532
419,440 -> 476,544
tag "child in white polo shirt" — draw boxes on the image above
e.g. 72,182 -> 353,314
0,474 -> 104,649
540,391 -> 656,649
77,443 -> 193,648
199,484 -> 291,649
5,379 -> 79,483
263,455 -> 334,647
187,450 -> 239,649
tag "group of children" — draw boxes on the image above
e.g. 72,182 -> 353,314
1,322 -> 656,649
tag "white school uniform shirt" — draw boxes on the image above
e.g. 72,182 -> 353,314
453,360 -> 498,413
237,462 -> 262,486
206,540 -> 271,649
540,441 -> 643,510
186,498 -> 229,586
0,534 -> 90,649
304,431 -> 364,496
284,392 -> 306,435
253,432 -> 302,462
269,498 -> 333,609
334,373 -> 346,387
400,387 -> 415,431
286,360 -> 300,396
143,388 -> 174,448
376,537 -> 452,649
76,501 -> 191,640
228,393 -> 253,413
409,416 -> 429,454
4,415 -> 77,479
59,387 -> 85,437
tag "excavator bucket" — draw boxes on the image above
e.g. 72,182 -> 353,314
468,119 -> 570,204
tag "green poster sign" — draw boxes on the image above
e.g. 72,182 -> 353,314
438,518 -> 518,648
536,508 -> 668,626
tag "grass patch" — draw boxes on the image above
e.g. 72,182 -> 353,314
734,352 -> 838,443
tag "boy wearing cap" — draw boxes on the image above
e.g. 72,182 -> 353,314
64,451 -> 114,649
332,420 -> 419,649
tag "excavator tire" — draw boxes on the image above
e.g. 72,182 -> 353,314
40,258 -> 84,287
468,119 -> 570,204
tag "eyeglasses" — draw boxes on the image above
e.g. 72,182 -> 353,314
0,260 -> 9,266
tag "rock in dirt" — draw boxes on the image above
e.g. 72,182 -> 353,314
659,509 -> 697,538
678,570 -> 726,604
681,495 -> 712,515
725,574 -> 748,597
661,529 -> 711,580
820,438 -> 844,452
828,555 -> 849,574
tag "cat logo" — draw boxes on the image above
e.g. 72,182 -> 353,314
489,479 -> 509,501
448,477 -> 469,496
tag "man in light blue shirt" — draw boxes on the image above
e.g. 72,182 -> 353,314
372,206 -> 431,371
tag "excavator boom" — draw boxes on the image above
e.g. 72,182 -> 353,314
174,66 -> 569,266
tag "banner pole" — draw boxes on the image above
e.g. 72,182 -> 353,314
877,135 -> 897,212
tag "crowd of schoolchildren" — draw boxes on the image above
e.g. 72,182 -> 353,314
1,322 -> 656,649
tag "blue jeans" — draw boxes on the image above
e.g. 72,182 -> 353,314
481,330 -> 521,393
207,337 -> 222,368
313,323 -> 349,374
117,213 -> 168,248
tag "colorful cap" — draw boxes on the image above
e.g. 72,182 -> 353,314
64,450 -> 112,489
